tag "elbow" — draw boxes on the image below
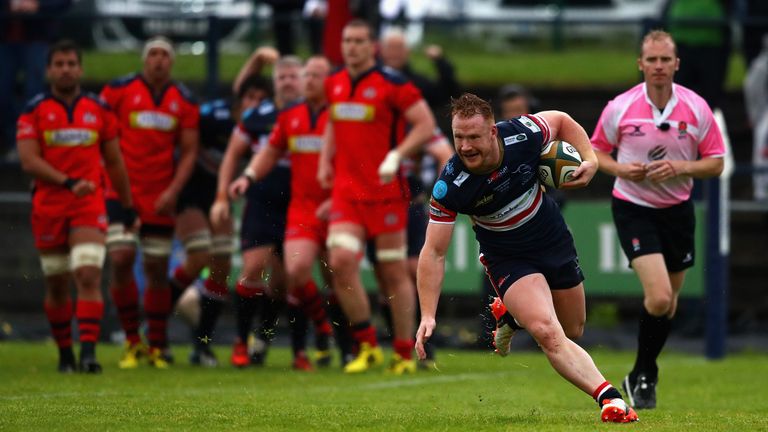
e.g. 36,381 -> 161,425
19,158 -> 34,174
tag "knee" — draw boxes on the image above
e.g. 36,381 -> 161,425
527,320 -> 564,352
184,250 -> 211,275
329,250 -> 357,277
285,261 -> 313,287
644,293 -> 673,316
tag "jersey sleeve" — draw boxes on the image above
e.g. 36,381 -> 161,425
267,112 -> 289,151
390,80 -> 423,113
695,104 -> 726,158
428,166 -> 459,224
507,114 -> 551,148
590,101 -> 618,153
180,98 -> 200,130
16,109 -> 38,141
101,106 -> 119,142
99,85 -> 120,110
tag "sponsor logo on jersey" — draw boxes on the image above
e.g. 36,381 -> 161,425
487,166 -> 509,184
647,145 -> 667,161
43,128 -> 99,147
519,116 -> 540,134
474,194 -> 494,207
330,103 -> 374,121
503,133 -> 527,145
678,121 -> 687,139
432,180 -> 448,199
626,124 -> 645,137
288,135 -> 323,153
444,161 -> 454,176
129,111 -> 177,131
362,87 -> 377,99
453,171 -> 470,187
83,112 -> 97,124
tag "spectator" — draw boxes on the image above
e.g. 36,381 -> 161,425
744,34 -> 768,201
1,0 -> 72,160
379,0 -> 429,46
740,0 -> 768,68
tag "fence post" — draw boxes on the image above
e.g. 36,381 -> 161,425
206,15 -> 221,99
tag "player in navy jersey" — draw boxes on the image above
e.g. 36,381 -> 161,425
415,93 -> 638,423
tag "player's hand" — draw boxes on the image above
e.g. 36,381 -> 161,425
154,189 -> 178,216
315,198 -> 332,220
645,160 -> 680,183
71,179 -> 96,197
255,46 -> 279,64
618,162 -> 647,182
229,176 -> 250,199
378,149 -> 402,184
317,159 -> 334,189
424,44 -> 443,60
210,199 -> 230,226
560,159 -> 597,189
415,316 -> 436,361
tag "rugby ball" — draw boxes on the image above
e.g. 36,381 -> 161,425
539,140 -> 582,189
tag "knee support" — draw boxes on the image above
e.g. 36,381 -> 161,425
326,232 -> 362,253
376,246 -> 407,262
210,235 -> 234,256
70,243 -> 106,270
106,223 -> 137,251
40,253 -> 70,276
141,237 -> 173,258
182,229 -> 212,254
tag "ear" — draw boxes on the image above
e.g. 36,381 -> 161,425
636,57 -> 642,71
674,57 -> 680,72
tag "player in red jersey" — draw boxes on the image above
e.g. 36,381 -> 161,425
317,19 -> 437,374
100,36 -> 199,369
230,55 -> 352,368
17,40 -> 135,373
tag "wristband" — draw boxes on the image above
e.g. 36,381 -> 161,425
243,167 -> 257,183
63,178 -> 78,190
122,207 -> 137,228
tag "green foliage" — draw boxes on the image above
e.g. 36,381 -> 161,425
1,342 -> 766,431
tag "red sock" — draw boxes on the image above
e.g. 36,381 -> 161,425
76,300 -> 104,343
144,288 -> 171,349
235,279 -> 265,298
297,280 -> 332,335
351,322 -> 378,347
110,280 -> 141,345
204,277 -> 229,298
172,266 -> 196,288
44,299 -> 73,349
393,338 -> 414,360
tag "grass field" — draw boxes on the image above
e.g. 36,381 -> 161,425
1,342 -> 766,431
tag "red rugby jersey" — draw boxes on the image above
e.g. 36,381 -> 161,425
268,101 -> 329,202
16,92 -> 118,209
100,74 -> 199,194
325,65 -> 422,201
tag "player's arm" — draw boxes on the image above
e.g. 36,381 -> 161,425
379,100 -> 436,184
155,127 -> 198,215
426,134 -> 455,172
229,144 -> 283,198
415,221 -> 454,360
232,46 -> 279,96
18,138 -> 95,197
536,110 -> 597,189
318,120 -> 335,189
211,128 -> 249,224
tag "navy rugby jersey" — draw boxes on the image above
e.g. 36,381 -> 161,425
197,99 -> 236,176
429,114 -> 575,257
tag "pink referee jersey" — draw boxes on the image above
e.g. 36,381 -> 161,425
591,83 -> 726,208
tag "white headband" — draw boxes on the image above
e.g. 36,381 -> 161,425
142,38 -> 175,61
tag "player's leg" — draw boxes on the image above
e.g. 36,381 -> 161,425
40,247 -> 75,373
68,226 -> 107,373
284,237 -> 330,369
139,227 -> 174,368
171,208 -> 212,306
230,245 -> 273,366
189,214 -> 233,367
551,285 -> 586,340
327,222 -> 382,373
105,200 -> 143,368
320,249 -> 355,367
32,211 -> 75,372
503,275 -> 637,423
373,229 -> 417,375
